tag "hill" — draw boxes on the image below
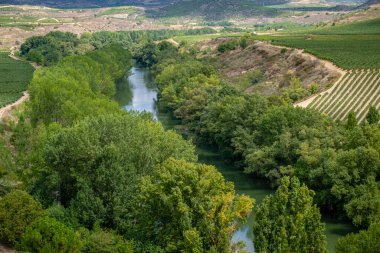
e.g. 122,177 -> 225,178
148,0 -> 279,19
0,0 -> 172,8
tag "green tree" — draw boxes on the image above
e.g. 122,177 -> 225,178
346,111 -> 358,129
17,217 -> 82,253
82,228 -> 133,253
0,190 -> 45,245
131,158 -> 253,253
30,113 -> 196,229
335,222 -> 380,253
366,106 -> 380,124
253,176 -> 327,253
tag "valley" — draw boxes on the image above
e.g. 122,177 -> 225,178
0,0 -> 379,253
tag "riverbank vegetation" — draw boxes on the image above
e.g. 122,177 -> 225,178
137,39 -> 379,252
0,34 -> 253,253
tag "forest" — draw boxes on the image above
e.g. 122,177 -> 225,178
0,30 -> 379,253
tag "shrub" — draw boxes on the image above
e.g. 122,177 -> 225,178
17,217 -> 82,253
0,190 -> 45,244
82,229 -> 133,253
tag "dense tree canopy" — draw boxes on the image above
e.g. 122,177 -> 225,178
130,158 -> 253,252
253,176 -> 327,253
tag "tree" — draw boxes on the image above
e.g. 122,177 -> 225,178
82,228 -> 133,253
335,222 -> 380,253
253,176 -> 327,253
0,190 -> 45,245
30,113 -> 196,229
346,111 -> 358,129
17,217 -> 82,253
366,106 -> 380,125
130,158 -> 254,252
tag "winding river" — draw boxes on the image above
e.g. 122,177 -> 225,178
115,67 -> 354,253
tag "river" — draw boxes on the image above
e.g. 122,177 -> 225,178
115,67 -> 354,253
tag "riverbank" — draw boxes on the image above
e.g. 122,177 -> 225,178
115,66 -> 355,253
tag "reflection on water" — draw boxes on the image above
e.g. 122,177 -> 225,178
117,66 -> 354,253
114,67 -> 158,118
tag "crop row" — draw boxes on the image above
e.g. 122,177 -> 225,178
0,52 -> 34,107
309,69 -> 380,123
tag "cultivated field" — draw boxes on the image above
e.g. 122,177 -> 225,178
0,52 -> 34,107
306,69 -> 380,123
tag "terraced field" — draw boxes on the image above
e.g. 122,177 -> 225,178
306,69 -> 380,123
0,52 -> 34,107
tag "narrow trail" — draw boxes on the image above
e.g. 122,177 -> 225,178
0,47 -> 35,122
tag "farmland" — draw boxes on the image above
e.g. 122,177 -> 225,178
265,35 -> 380,69
306,69 -> 380,123
0,52 -> 34,107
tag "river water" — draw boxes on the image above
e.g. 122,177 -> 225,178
115,67 -> 354,253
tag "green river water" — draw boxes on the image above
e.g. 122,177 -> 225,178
115,67 -> 354,253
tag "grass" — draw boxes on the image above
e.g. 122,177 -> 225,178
0,52 -> 34,107
173,33 -> 244,43
312,18 -> 380,35
95,6 -> 140,17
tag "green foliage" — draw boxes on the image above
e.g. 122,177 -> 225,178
148,0 -> 277,20
366,106 -> 380,124
28,45 -> 131,125
344,177 -> 380,228
131,158 -> 253,252
30,113 -> 196,229
313,18 -> 380,35
253,176 -> 327,253
0,52 -> 34,107
82,228 -> 133,253
20,31 -> 80,66
266,35 -> 380,69
17,217 -> 82,253
335,222 -> 380,253
217,40 -> 239,53
0,190 -> 45,245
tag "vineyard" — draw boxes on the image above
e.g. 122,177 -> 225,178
0,52 -> 34,107
305,69 -> 380,123
268,35 -> 380,69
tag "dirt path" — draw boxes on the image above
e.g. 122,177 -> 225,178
0,243 -> 15,253
0,48 -> 35,122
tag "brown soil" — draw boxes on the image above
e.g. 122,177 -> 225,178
201,38 -> 341,96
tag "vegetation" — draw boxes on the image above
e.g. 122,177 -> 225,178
20,31 -> 80,66
140,40 -> 379,251
308,70 -> 380,123
0,190 -> 46,244
17,217 -> 82,253
266,35 -> 380,69
312,18 -> 380,35
335,222 -> 380,253
253,177 -> 327,253
147,0 -> 278,20
0,52 -> 34,107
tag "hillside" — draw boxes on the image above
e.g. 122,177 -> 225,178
148,0 -> 279,19
0,0 -> 172,8
198,39 -> 340,96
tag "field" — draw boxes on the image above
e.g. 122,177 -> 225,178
262,35 -> 380,69
0,52 -> 34,107
306,69 -> 380,123
173,33 -> 244,43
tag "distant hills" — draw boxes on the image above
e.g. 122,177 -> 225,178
147,0 -> 281,19
0,0 -> 289,8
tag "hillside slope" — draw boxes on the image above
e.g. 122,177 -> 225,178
148,0 -> 279,19
199,39 -> 340,96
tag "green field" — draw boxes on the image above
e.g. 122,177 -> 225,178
173,32 -> 244,43
312,18 -> 380,35
95,6 -> 140,17
0,52 -> 34,107
259,34 -> 380,69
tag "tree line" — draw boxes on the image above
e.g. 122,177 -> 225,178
136,40 -> 380,252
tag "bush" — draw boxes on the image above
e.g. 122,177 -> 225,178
82,229 -> 133,253
0,190 -> 45,245
17,217 -> 82,253
217,40 -> 239,53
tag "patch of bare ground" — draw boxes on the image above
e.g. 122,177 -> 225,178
335,4 -> 380,24
201,38 -> 341,96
